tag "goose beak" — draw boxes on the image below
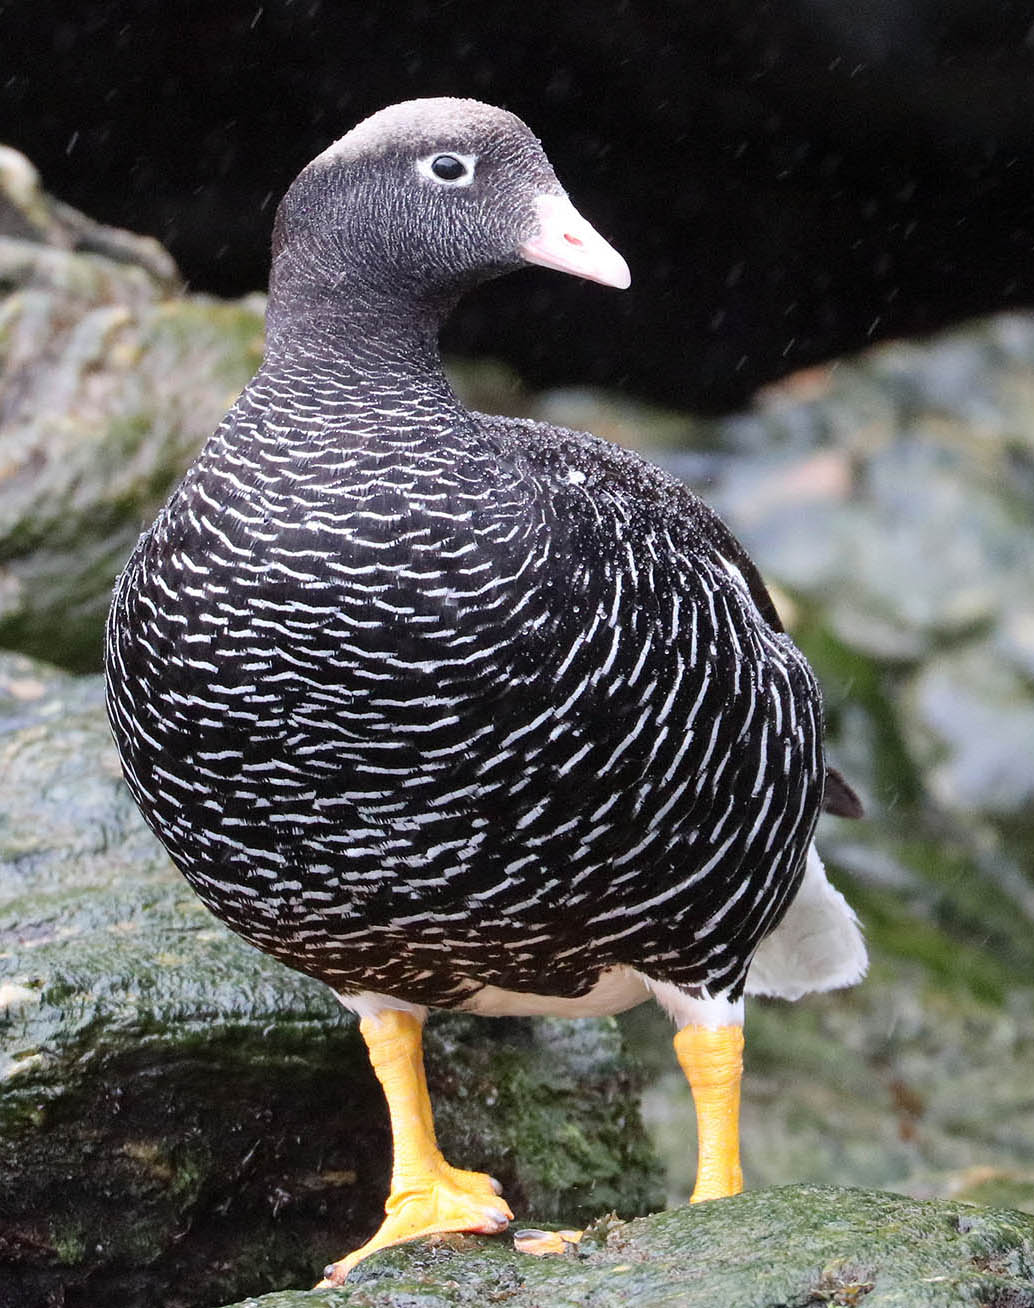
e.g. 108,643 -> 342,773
518,193 -> 631,290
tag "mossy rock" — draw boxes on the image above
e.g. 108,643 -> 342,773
0,147 -> 265,673
0,653 -> 660,1308
214,1186 -> 1034,1308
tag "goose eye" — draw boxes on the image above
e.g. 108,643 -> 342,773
417,153 -> 477,187
432,155 -> 466,181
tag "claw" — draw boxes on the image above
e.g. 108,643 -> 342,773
513,1227 -> 584,1256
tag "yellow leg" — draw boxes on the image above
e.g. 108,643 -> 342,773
673,1023 -> 744,1202
317,1010 -> 513,1286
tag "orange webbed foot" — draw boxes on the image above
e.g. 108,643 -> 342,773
315,1163 -> 513,1285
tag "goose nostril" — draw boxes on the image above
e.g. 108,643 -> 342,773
518,191 -> 630,287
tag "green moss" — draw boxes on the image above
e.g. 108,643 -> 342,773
0,271 -> 266,673
49,1223 -> 88,1265
899,837 -> 1034,979
148,296 -> 266,378
428,1016 -> 662,1226
213,1187 -> 1034,1308
956,1173 -> 1034,1216
836,877 -> 1008,1006
794,611 -> 924,808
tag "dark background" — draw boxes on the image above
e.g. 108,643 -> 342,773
4,0 -> 1034,411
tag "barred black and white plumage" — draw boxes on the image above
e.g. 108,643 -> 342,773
105,97 -> 865,1034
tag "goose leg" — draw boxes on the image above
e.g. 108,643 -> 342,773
317,1009 -> 512,1285
515,991 -> 746,1260
674,1022 -> 745,1201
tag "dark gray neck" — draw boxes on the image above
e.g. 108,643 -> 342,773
270,273 -> 457,375
265,234 -> 465,360
269,270 -> 443,353
252,274 -> 470,444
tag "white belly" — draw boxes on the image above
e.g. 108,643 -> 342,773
459,965 -> 650,1018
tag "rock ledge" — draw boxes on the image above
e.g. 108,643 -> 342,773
216,1184 -> 1034,1308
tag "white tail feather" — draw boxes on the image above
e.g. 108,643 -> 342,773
745,845 -> 867,1000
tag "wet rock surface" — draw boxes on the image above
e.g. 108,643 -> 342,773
213,1187 -> 1034,1308
0,655 -> 659,1308
0,146 -> 264,671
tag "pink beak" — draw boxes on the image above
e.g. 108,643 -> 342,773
518,193 -> 631,290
